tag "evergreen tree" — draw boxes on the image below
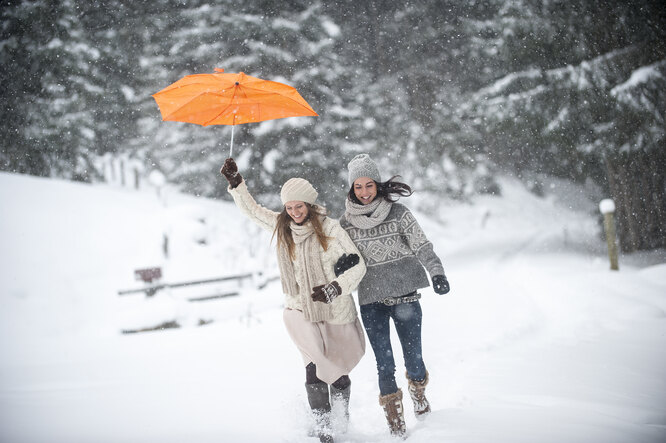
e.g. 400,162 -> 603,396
0,0 -> 43,174
459,0 -> 665,250
600,59 -> 666,251
1,0 -> 664,251
1,0 -> 127,180
0,0 -> 101,177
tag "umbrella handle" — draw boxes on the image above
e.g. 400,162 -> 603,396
230,125 -> 234,158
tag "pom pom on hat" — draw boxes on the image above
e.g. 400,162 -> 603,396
280,178 -> 318,205
348,153 -> 381,186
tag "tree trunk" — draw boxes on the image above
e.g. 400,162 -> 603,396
604,147 -> 666,252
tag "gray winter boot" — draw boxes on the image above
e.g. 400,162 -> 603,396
305,382 -> 334,443
330,383 -> 351,434
379,388 -> 407,438
406,370 -> 431,418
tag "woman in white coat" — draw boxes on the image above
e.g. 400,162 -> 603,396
220,158 -> 366,443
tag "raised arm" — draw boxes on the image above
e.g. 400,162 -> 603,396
221,158 -> 278,233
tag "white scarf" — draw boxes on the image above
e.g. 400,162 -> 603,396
344,198 -> 393,229
277,217 -> 333,322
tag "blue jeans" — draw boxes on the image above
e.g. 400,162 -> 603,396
360,300 -> 426,396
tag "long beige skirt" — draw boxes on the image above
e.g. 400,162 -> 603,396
283,308 -> 366,384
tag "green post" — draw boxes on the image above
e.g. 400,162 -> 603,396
599,199 -> 619,271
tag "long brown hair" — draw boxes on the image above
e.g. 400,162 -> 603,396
272,204 -> 331,259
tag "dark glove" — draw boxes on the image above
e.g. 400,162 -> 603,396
220,157 -> 242,188
432,275 -> 450,295
311,281 -> 342,303
334,253 -> 360,277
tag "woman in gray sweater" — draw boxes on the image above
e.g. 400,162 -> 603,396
339,154 -> 450,437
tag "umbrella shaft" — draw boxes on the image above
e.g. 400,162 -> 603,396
230,125 -> 234,157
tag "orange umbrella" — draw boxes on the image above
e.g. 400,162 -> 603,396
152,68 -> 318,156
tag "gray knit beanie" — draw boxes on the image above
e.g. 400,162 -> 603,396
347,154 -> 381,186
280,178 -> 318,205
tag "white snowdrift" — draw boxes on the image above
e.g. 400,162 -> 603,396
1,171 -> 664,443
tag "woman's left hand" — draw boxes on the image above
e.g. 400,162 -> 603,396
311,281 -> 342,303
220,158 -> 242,188
432,275 -> 450,294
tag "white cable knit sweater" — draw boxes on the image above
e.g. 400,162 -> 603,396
228,180 -> 366,324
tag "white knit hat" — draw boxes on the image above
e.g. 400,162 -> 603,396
280,178 -> 318,205
348,153 -> 381,186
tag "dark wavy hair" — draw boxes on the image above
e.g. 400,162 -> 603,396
347,176 -> 413,205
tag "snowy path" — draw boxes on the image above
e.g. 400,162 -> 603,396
415,222 -> 666,443
1,172 -> 665,443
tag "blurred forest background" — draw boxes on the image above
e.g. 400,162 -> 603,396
1,0 -> 664,251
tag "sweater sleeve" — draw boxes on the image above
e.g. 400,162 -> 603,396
328,221 -> 367,295
227,179 -> 278,233
398,205 -> 446,278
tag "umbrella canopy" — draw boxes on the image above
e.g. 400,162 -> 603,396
152,68 -> 318,155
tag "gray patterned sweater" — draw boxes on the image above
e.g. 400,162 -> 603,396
340,203 -> 445,305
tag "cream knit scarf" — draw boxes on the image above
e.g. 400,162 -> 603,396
345,198 -> 393,229
277,217 -> 333,322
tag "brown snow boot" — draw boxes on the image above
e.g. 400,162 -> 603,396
379,389 -> 407,438
406,370 -> 431,418
305,382 -> 334,443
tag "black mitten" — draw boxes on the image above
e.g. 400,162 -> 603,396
432,275 -> 450,295
334,253 -> 360,277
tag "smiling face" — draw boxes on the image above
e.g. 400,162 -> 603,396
353,177 -> 378,205
285,201 -> 309,223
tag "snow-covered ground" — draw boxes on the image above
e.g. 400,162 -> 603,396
1,171 -> 664,443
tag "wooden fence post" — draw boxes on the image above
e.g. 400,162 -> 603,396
599,199 -> 619,271
120,159 -> 126,187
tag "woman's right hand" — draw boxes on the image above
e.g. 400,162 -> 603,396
311,281 -> 342,303
220,158 -> 242,188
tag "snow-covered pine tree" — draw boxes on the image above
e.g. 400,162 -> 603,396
1,0 -> 103,179
458,0 -> 665,251
601,60 -> 666,251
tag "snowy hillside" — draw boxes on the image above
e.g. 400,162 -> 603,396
1,171 -> 665,443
